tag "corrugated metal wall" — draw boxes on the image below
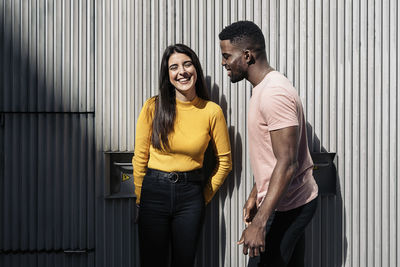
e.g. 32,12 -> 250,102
94,0 -> 139,266
1,0 -> 399,267
95,0 -> 399,266
0,0 -> 94,112
0,0 -> 95,266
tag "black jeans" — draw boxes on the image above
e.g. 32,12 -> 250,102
248,197 -> 318,267
138,168 -> 205,267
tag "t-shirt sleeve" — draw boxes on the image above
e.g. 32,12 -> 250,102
260,89 -> 299,131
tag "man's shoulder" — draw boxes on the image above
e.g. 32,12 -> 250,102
259,72 -> 297,99
264,72 -> 293,90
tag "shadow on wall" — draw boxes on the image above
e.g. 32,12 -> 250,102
194,76 -> 243,267
306,122 -> 348,267
0,9 -> 96,266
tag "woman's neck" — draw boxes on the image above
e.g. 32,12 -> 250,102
175,88 -> 197,102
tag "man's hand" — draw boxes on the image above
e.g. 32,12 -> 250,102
238,126 -> 299,257
243,195 -> 258,226
237,220 -> 266,257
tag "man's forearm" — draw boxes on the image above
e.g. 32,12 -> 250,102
252,161 -> 298,227
248,183 -> 258,200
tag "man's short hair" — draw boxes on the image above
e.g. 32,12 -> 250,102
219,21 -> 266,53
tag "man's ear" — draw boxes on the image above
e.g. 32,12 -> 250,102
244,50 -> 255,65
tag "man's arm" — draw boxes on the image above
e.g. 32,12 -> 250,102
238,125 -> 299,257
243,183 -> 258,226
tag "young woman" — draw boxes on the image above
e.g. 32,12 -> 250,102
132,44 -> 232,267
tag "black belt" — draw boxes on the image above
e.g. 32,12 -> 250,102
146,168 -> 203,183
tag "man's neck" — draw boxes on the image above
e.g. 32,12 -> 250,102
247,63 -> 274,87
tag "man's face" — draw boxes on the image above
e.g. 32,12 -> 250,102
220,40 -> 248,83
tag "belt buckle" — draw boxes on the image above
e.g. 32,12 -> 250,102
169,172 -> 179,183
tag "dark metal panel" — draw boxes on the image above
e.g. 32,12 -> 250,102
0,252 -> 95,267
0,114 -> 3,252
94,196 -> 138,267
0,0 -> 94,113
0,114 -> 95,252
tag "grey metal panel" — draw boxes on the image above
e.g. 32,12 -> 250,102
0,0 -> 373,266
93,1 -> 140,267
117,0 -> 398,266
2,0 -> 398,266
1,3 -> 96,267
0,0 -> 94,113
0,114 -> 95,252
0,0 -> 398,266
94,0 -> 250,266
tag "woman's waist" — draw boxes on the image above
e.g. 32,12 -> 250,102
147,155 -> 203,171
146,168 -> 203,183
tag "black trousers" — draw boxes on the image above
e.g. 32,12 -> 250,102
138,169 -> 205,267
248,197 -> 318,267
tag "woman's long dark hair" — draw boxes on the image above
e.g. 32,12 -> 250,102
151,44 -> 209,151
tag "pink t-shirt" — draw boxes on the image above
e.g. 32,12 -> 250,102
248,71 -> 318,211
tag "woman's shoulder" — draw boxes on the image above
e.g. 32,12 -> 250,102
197,98 -> 215,108
143,96 -> 157,109
199,99 -> 224,116
139,96 -> 157,117
145,96 -> 157,104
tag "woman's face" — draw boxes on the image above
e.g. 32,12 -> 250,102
168,52 -> 197,96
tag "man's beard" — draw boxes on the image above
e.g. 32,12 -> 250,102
230,69 -> 247,83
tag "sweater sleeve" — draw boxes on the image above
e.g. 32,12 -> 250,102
203,107 -> 232,204
132,98 -> 155,204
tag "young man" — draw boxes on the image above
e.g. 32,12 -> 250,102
219,21 -> 319,267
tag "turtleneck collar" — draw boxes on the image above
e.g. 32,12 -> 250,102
175,96 -> 201,110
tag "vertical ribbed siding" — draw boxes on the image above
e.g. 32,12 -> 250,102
1,0 -> 398,267
0,252 -> 95,267
94,1 -> 139,267
0,114 -> 95,253
95,0 -> 399,266
0,0 -> 94,112
0,0 -> 95,266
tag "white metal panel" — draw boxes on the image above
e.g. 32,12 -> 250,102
359,1 -> 368,266
388,0 -> 398,260
91,0 -> 399,266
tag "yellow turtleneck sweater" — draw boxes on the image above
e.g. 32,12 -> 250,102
132,96 -> 232,204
